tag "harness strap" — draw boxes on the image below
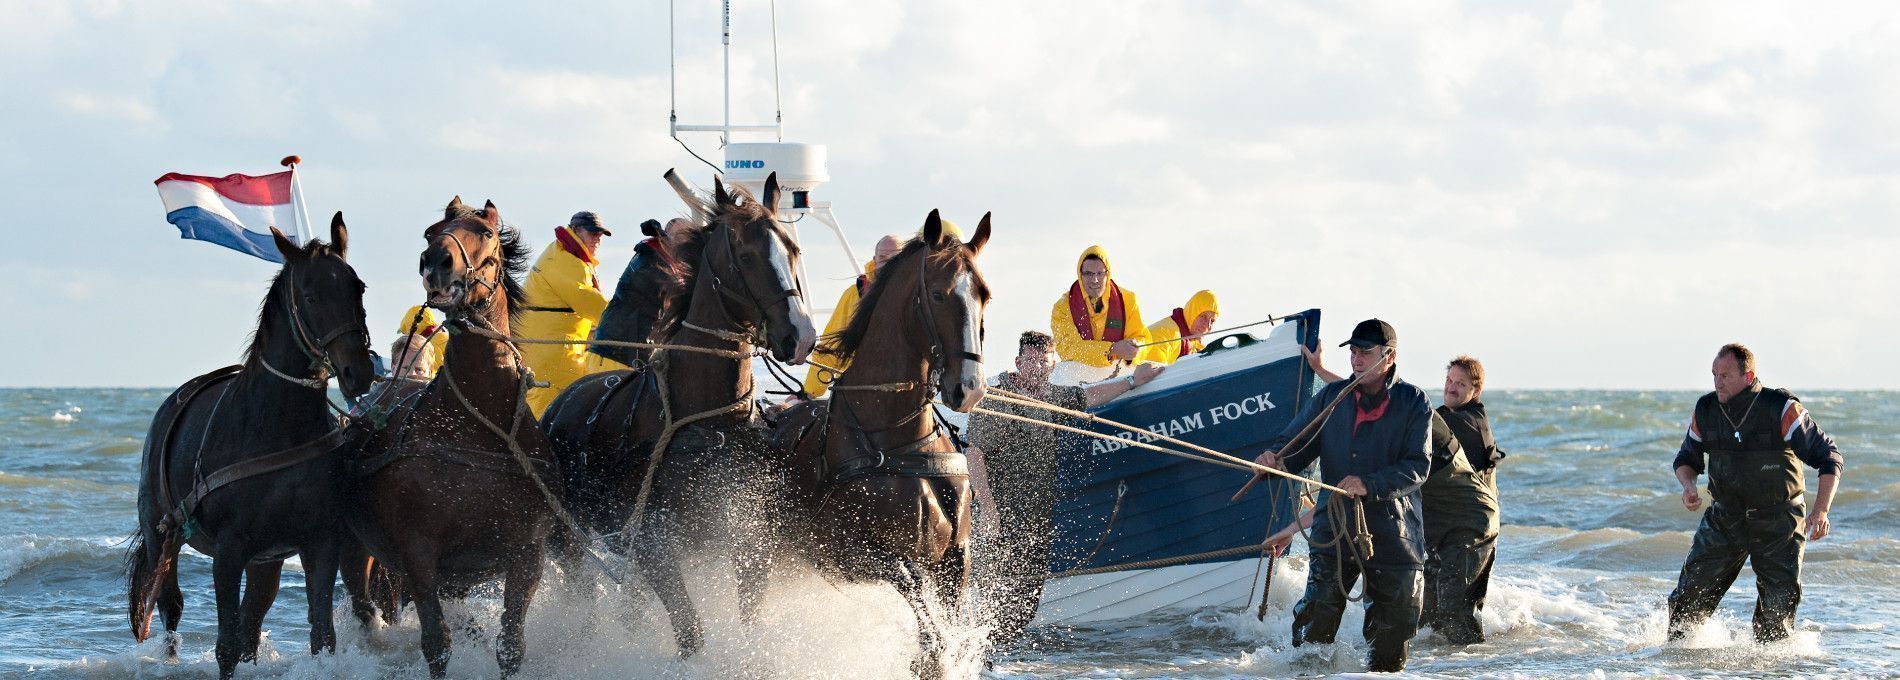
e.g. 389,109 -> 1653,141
520,305 -> 575,313
172,427 -> 354,528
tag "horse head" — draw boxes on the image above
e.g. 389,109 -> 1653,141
686,171 -> 817,363
420,196 -> 521,326
267,212 -> 375,399
914,210 -> 992,412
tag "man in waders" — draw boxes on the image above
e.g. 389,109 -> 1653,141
1255,319 -> 1430,672
1421,355 -> 1503,645
966,330 -> 1162,646
1667,343 -> 1842,643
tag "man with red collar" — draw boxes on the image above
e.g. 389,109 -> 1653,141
1138,290 -> 1218,365
520,211 -> 613,416
1049,245 -> 1148,368
1255,318 -> 1431,673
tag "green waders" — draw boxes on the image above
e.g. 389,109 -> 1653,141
1667,387 -> 1807,643
1421,410 -> 1500,645
1291,552 -> 1423,672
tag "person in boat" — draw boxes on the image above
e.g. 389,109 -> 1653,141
520,211 -> 613,417
393,304 -> 446,375
390,334 -> 438,381
588,218 -> 686,368
1420,355 -> 1502,645
1667,343 -> 1842,644
1137,289 -> 1219,365
803,233 -> 905,399
1050,245 -> 1148,369
966,330 -> 1164,645
1254,318 -> 1430,673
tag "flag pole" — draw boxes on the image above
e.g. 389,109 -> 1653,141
281,155 -> 312,243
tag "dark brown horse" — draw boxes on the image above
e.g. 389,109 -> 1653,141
538,171 -> 815,657
127,215 -> 375,679
346,197 -> 556,677
768,210 -> 991,678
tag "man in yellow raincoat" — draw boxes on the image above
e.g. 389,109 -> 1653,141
804,233 -> 905,398
392,304 -> 446,378
519,211 -> 613,416
1049,245 -> 1147,368
1139,290 -> 1220,365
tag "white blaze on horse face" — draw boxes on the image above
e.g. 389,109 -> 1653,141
951,270 -> 985,409
764,231 -> 817,360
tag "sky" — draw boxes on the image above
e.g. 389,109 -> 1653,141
1,0 -> 1896,389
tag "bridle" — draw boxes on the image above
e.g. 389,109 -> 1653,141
681,217 -> 804,348
259,260 -> 369,392
427,221 -> 506,315
829,243 -> 983,456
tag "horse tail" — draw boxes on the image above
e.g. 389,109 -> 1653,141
124,528 -> 160,642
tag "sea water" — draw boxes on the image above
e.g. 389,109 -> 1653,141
1,388 -> 1895,678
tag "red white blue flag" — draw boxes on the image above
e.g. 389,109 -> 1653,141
154,169 -> 306,263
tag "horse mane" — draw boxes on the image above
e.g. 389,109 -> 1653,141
241,238 -> 345,372
818,237 -> 989,363
652,186 -> 798,339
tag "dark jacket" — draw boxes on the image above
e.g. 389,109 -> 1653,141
589,239 -> 678,366
1268,367 -> 1432,570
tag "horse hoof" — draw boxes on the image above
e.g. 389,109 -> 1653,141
163,632 -> 183,661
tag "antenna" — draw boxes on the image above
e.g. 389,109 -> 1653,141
669,0 -> 784,146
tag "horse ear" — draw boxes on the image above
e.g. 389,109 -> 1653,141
713,176 -> 731,207
329,211 -> 348,257
967,212 -> 991,256
761,172 -> 781,212
921,209 -> 944,247
481,199 -> 501,226
445,196 -> 465,221
270,226 -> 303,263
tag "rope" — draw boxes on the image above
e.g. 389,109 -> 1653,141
459,326 -> 753,361
1128,313 -> 1299,349
1051,541 -> 1284,578
616,351 -> 754,558
978,388 -> 1348,495
969,406 -> 1249,473
1231,347 -> 1392,502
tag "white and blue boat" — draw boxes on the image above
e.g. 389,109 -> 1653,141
1034,311 -> 1322,625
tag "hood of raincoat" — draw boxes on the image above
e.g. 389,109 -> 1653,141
1185,290 -> 1219,325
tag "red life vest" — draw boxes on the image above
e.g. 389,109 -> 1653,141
1170,307 -> 1193,359
554,227 -> 601,290
1066,281 -> 1126,342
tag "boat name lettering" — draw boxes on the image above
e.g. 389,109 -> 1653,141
1207,391 -> 1276,425
1084,392 -> 1274,454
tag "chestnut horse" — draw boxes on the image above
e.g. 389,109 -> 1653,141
346,198 -> 556,677
127,216 -> 374,679
539,171 -> 814,656
768,210 -> 991,678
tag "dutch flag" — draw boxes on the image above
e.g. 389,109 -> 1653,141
154,166 -> 309,263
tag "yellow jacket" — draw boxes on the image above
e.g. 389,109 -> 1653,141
394,305 -> 447,376
805,262 -> 875,398
1049,245 -> 1148,367
519,227 -> 611,416
1139,290 -> 1219,365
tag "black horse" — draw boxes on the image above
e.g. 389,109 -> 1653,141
126,215 -> 375,679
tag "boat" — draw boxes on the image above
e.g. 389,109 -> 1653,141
1034,311 -> 1321,625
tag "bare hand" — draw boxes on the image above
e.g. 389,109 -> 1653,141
1681,487 -> 1703,512
1255,450 -> 1282,470
1302,344 -> 1325,372
1133,362 -> 1165,386
1338,475 -> 1368,497
1109,339 -> 1140,361
1805,511 -> 1830,541
1265,532 -> 1294,557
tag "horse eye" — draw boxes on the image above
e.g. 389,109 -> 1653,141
931,291 -> 947,303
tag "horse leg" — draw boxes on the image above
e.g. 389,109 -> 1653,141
893,557 -> 946,680
497,553 -> 543,677
158,548 -> 185,659
302,534 -> 342,655
634,535 -> 704,658
238,560 -> 283,664
734,529 -> 773,625
405,564 -> 452,678
209,547 -> 248,680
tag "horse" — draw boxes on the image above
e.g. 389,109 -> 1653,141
345,197 -> 558,677
767,210 -> 991,678
538,171 -> 815,657
126,215 -> 375,679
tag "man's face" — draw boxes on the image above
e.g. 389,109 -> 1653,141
1350,344 -> 1392,379
1192,311 -> 1218,335
575,227 -> 605,253
873,236 -> 903,271
1016,344 -> 1056,383
1079,258 -> 1109,298
1444,365 -> 1478,408
1712,353 -> 1753,403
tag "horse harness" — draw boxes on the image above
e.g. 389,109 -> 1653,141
816,246 -> 980,484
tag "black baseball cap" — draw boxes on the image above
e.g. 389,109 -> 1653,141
569,211 -> 612,236
1340,318 -> 1397,349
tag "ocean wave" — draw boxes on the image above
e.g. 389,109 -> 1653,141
0,534 -> 122,587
